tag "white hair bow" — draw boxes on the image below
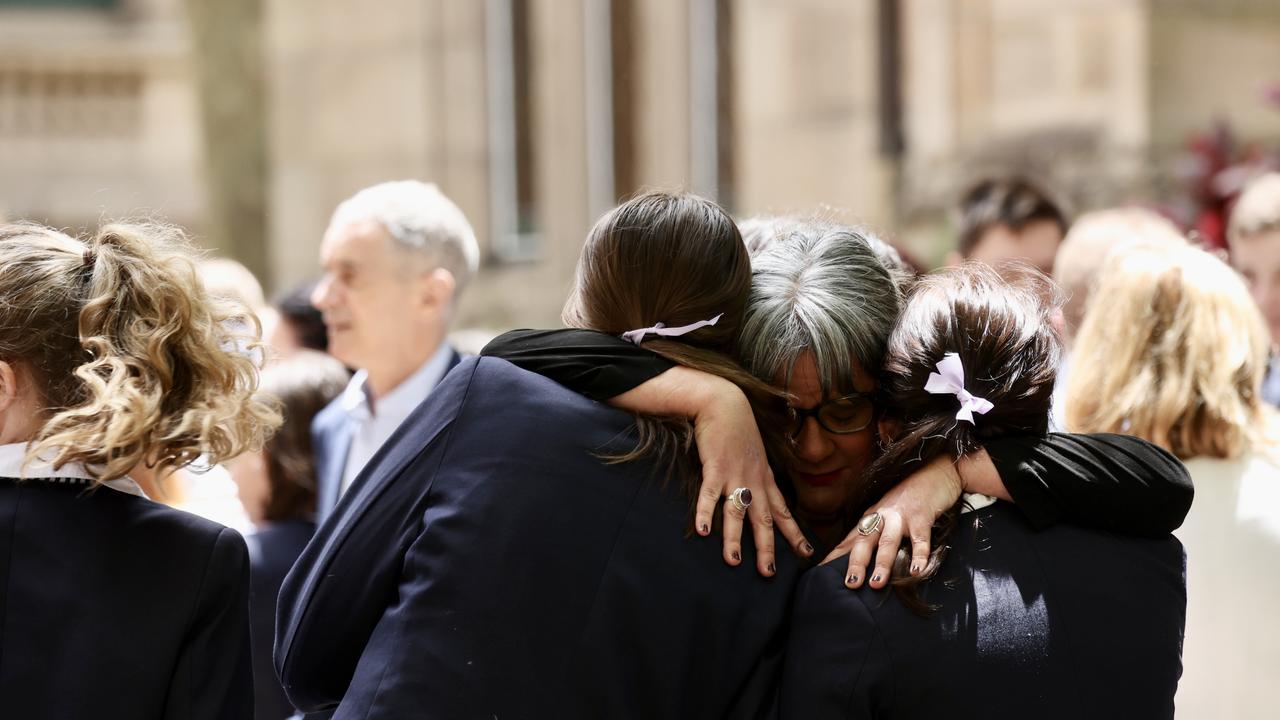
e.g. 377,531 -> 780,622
924,352 -> 994,424
621,313 -> 723,345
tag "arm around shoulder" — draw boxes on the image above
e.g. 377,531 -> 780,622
984,432 -> 1193,535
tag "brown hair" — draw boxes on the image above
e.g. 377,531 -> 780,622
563,191 -> 787,504
0,221 -> 281,483
955,177 -> 1068,257
853,263 -> 1062,614
258,351 -> 350,521
1066,243 -> 1276,460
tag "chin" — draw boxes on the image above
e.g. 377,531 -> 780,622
326,341 -> 359,370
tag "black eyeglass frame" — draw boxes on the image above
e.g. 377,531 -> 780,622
786,391 -> 877,437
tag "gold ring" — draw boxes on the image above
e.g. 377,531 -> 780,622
856,512 -> 883,536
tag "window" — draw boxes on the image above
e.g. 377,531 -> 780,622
485,0 -> 542,262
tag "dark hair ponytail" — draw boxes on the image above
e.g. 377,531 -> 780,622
852,262 -> 1062,614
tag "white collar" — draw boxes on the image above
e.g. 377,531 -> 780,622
0,442 -> 148,498
340,344 -> 455,423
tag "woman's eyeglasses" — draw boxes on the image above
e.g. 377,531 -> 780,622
787,392 -> 876,438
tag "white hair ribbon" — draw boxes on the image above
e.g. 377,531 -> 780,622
621,313 -> 724,346
924,352 -> 994,425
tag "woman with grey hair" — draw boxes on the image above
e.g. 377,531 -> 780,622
482,217 -> 1192,585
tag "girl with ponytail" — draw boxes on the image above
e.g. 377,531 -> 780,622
0,221 -> 279,719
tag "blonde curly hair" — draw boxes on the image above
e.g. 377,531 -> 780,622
0,221 -> 281,483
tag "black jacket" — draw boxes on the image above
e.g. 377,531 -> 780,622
277,357 -> 797,719
246,518 -> 316,720
780,502 -> 1186,719
0,477 -> 253,719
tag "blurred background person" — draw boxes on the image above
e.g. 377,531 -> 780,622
309,180 -> 479,522
200,256 -> 270,317
0,221 -> 279,719
947,176 -> 1069,275
1066,242 -> 1280,720
1227,172 -> 1280,407
1050,207 -> 1187,426
227,350 -> 350,720
270,279 -> 332,357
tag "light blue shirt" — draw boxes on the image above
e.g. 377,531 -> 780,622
338,344 -> 456,494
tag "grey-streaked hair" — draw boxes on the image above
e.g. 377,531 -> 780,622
741,213 -> 915,292
330,180 -> 481,294
737,220 -> 904,396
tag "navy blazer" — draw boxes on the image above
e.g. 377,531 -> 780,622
277,356 -> 798,719
311,348 -> 460,522
780,502 -> 1186,719
0,478 -> 253,719
246,519 -> 316,720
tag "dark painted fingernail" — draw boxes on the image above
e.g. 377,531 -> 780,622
801,541 -> 814,555
767,562 -> 775,574
910,563 -> 921,575
847,574 -> 858,585
699,523 -> 710,535
731,550 -> 741,562
872,573 -> 882,583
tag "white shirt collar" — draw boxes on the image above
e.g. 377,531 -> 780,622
340,344 -> 455,424
0,442 -> 147,498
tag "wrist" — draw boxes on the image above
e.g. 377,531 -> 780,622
686,371 -> 746,421
955,447 -> 1012,501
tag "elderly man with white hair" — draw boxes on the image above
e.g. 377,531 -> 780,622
310,180 -> 480,521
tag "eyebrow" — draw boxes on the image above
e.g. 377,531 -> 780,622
325,258 -> 360,273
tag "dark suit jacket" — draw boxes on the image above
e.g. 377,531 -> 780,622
0,477 -> 253,719
311,349 -> 461,523
277,356 -> 798,719
780,502 -> 1186,719
246,519 -> 316,720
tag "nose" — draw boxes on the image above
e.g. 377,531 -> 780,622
793,416 -> 833,463
311,274 -> 335,313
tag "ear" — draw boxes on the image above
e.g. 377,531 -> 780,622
0,360 -> 37,445
877,416 -> 901,443
0,361 -> 21,415
416,267 -> 458,311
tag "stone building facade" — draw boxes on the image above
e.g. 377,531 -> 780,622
2,0 -> 1278,329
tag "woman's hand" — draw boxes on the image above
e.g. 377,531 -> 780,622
612,366 -> 814,575
822,453 -> 960,590
822,448 -> 1007,589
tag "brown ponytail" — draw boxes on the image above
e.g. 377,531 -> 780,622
563,192 -> 788,509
